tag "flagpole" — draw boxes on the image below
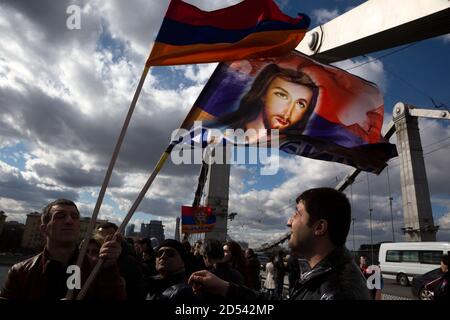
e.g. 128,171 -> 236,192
66,65 -> 151,300
76,142 -> 175,300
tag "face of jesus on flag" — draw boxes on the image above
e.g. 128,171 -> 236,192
181,52 -> 396,173
223,63 -> 318,134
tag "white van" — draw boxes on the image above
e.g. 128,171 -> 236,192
378,242 -> 450,286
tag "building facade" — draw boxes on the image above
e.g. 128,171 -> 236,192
140,220 -> 165,243
21,212 -> 107,250
0,221 -> 25,252
0,211 -> 6,237
21,212 -> 44,250
125,224 -> 136,238
79,217 -> 107,242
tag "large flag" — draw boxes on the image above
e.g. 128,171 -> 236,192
146,0 -> 310,66
181,205 -> 216,234
180,51 -> 397,173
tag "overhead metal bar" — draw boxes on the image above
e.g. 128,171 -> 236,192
297,0 -> 450,63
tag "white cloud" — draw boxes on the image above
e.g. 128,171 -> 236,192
438,212 -> 450,228
183,0 -> 243,11
0,0 -> 449,250
312,8 -> 339,25
332,56 -> 387,91
180,64 -> 218,84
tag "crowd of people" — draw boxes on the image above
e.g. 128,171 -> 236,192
1,188 -> 448,301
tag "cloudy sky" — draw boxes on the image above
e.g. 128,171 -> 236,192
0,0 -> 449,249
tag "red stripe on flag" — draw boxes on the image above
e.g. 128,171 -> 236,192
165,0 -> 304,30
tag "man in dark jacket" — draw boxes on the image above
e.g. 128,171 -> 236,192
245,248 -> 261,291
0,199 -> 126,300
202,239 -> 244,285
95,222 -> 146,300
197,238 -> 244,302
147,239 -> 198,302
426,254 -> 449,300
189,188 -> 371,300
287,253 -> 300,294
274,250 -> 286,298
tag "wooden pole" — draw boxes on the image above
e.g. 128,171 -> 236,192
66,65 -> 151,300
76,143 -> 175,299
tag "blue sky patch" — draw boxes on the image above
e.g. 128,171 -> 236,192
0,142 -> 28,171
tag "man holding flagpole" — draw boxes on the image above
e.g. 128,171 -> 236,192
0,199 -> 126,300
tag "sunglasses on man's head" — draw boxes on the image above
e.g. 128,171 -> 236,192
156,248 -> 178,258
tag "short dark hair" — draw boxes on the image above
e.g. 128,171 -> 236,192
442,254 -> 449,266
157,239 -> 188,265
138,238 -> 152,247
296,188 -> 351,247
143,245 -> 155,256
98,222 -> 118,231
182,240 -> 192,253
201,239 -> 224,260
42,199 -> 79,225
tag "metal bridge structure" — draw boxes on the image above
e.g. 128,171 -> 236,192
183,0 -> 450,246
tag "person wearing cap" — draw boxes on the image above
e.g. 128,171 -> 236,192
146,239 -> 199,302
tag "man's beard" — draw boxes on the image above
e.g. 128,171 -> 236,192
262,110 -> 289,134
291,231 -> 315,258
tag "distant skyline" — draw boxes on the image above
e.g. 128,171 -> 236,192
0,0 -> 449,249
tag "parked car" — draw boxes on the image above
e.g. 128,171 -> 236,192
411,267 -> 443,300
379,242 -> 449,286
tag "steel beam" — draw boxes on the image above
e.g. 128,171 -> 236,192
297,0 -> 450,63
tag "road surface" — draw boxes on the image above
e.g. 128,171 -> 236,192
261,272 -> 417,300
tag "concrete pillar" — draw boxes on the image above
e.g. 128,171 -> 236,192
175,217 -> 180,241
393,103 -> 437,241
0,211 -> 6,237
204,148 -> 230,242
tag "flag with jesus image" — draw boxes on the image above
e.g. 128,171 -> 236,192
179,51 -> 397,173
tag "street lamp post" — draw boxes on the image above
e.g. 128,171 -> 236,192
386,166 -> 396,242
369,208 -> 374,264
367,173 -> 374,264
389,196 -> 395,242
352,218 -> 356,257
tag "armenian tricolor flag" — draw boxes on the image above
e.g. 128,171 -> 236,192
146,0 -> 310,66
181,205 -> 216,234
